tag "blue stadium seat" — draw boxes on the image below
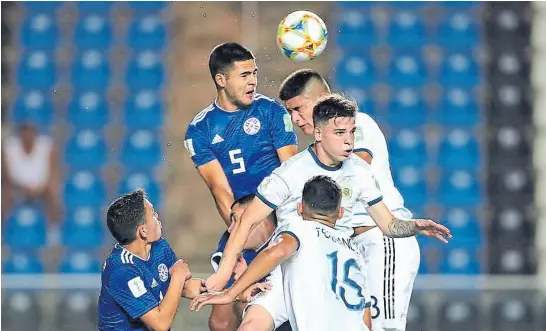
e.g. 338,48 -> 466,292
22,1 -> 61,13
434,88 -> 480,126
129,1 -> 168,14
128,15 -> 166,50
438,52 -> 480,88
64,129 -> 107,169
64,170 -> 106,208
439,244 -> 481,274
74,14 -> 112,50
437,170 -> 482,207
387,52 -> 427,87
439,1 -> 480,8
385,88 -> 427,127
71,49 -> 110,89
387,10 -> 426,47
68,90 -> 109,129
386,1 -> 426,8
76,1 -> 114,14
392,166 -> 428,208
12,90 -> 53,128
336,55 -> 376,88
118,171 -> 161,206
124,89 -> 164,129
59,252 -> 102,274
437,12 -> 479,47
387,128 -> 428,168
61,206 -> 104,249
440,208 -> 482,245
3,252 -> 44,274
20,13 -> 58,50
120,129 -> 162,169
439,298 -> 482,331
125,50 -> 165,91
344,88 -> 375,116
17,51 -> 55,89
437,129 -> 480,170
5,204 -> 46,250
336,11 -> 377,47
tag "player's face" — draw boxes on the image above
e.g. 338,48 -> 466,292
315,116 -> 356,162
225,59 -> 258,108
143,199 -> 162,242
284,95 -> 315,135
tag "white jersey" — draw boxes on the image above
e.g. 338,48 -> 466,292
353,113 -> 408,226
256,145 -> 384,232
271,219 -> 371,331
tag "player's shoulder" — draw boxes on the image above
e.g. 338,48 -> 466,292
188,102 -> 216,127
253,93 -> 281,108
102,245 -> 140,276
355,112 -> 381,131
272,148 -> 312,175
346,153 -> 373,171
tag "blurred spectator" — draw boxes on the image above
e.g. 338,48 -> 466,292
1,120 -> 62,225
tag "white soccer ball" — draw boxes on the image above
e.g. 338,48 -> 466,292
276,10 -> 328,62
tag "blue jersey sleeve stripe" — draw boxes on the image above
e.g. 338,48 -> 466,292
256,192 -> 277,209
353,148 -> 374,158
368,196 -> 383,207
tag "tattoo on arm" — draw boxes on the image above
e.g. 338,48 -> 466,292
387,218 -> 421,238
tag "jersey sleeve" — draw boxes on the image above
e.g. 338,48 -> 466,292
108,266 -> 158,319
356,165 -> 383,208
268,101 -> 298,150
270,221 -> 303,254
256,171 -> 291,209
158,237 -> 178,269
184,124 -> 216,167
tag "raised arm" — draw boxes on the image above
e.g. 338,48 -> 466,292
197,160 -> 235,226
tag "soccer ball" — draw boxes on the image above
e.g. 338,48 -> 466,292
276,10 -> 328,62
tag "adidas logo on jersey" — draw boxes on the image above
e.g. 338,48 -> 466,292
212,134 -> 224,144
151,278 -> 158,288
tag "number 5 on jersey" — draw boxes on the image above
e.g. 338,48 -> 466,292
229,149 -> 246,174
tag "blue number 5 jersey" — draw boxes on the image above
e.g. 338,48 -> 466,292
184,94 -> 298,200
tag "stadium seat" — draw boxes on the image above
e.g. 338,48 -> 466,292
124,89 -> 164,129
12,90 -> 53,128
439,1 -> 480,8
336,11 -> 377,47
55,291 -> 98,331
344,88 -> 376,116
490,240 -> 535,274
438,51 -> 480,88
489,166 -> 533,205
64,129 -> 108,169
392,166 -> 428,208
5,204 -> 47,250
118,171 -> 161,206
490,206 -> 533,239
61,206 -> 104,249
76,1 -> 114,14
64,170 -> 106,208
335,55 -> 377,88
434,88 -> 480,127
22,1 -> 61,13
129,1 -> 168,14
125,50 -> 165,91
437,170 -> 482,207
387,52 -> 427,87
17,50 -> 55,89
74,14 -> 112,50
71,49 -> 110,89
59,251 -> 102,273
68,90 -> 109,129
1,291 -> 42,331
20,12 -> 58,50
385,88 -> 427,127
440,208 -> 482,245
436,12 -> 480,47
406,292 -> 428,331
437,128 -> 480,170
128,15 -> 166,50
491,298 -> 536,331
387,10 -> 426,47
387,128 -> 429,168
439,298 -> 482,331
3,251 -> 44,274
488,126 -> 531,167
120,129 -> 162,169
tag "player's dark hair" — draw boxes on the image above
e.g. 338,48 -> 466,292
278,69 -> 330,101
209,42 -> 255,86
302,175 -> 342,217
231,194 -> 277,226
313,93 -> 357,128
106,189 -> 147,245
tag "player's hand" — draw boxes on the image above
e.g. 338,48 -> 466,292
232,256 -> 248,281
415,219 -> 452,243
170,259 -> 192,281
205,270 -> 230,292
189,290 -> 236,312
238,282 -> 272,303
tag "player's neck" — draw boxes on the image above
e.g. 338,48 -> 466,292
216,92 -> 239,112
305,217 -> 336,228
122,241 -> 152,261
312,143 -> 341,168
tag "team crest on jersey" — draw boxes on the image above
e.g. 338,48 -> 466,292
158,263 -> 169,282
342,187 -> 353,199
243,117 -> 261,135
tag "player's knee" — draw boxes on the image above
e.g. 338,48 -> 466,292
209,309 -> 237,331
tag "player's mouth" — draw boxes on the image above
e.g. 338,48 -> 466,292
342,148 -> 353,156
244,90 -> 255,99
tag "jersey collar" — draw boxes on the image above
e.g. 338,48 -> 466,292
307,144 -> 343,171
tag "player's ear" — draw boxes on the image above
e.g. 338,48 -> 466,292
337,207 -> 344,220
137,224 -> 147,239
215,73 -> 227,88
314,125 -> 322,142
297,203 -> 303,216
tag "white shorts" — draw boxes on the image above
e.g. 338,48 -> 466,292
353,223 -> 420,331
242,266 -> 288,330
